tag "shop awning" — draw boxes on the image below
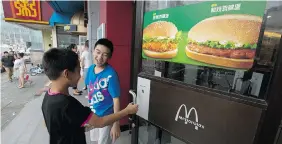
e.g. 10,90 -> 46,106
47,1 -> 84,14
47,1 -> 84,26
49,12 -> 72,26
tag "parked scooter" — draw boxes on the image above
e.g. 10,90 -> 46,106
29,63 -> 44,76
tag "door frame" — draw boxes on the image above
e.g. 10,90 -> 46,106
130,1 -> 145,144
256,5 -> 282,143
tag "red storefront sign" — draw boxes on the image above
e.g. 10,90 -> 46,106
10,0 -> 41,21
2,0 -> 52,24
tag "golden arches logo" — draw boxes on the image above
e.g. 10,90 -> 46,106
175,104 -> 204,130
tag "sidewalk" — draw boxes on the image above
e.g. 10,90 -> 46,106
1,89 -> 131,144
1,68 -> 48,130
1,96 -> 48,144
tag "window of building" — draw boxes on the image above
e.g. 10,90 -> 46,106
79,36 -> 87,46
141,1 -> 282,101
56,26 -> 79,49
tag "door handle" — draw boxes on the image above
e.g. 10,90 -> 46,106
128,89 -> 137,134
129,89 -> 137,104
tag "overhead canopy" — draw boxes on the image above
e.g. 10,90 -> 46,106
47,1 -> 85,26
47,1 -> 84,14
49,12 -> 73,26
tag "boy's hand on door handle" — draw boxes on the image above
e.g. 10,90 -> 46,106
125,103 -> 138,114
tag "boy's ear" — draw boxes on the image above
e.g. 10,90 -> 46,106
62,69 -> 68,78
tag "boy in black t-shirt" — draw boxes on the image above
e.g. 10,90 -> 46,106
41,48 -> 138,144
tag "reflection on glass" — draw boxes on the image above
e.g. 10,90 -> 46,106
257,6 -> 282,67
56,26 -> 79,49
138,118 -> 158,144
142,58 -> 273,99
137,118 -> 186,144
141,59 -> 156,75
57,35 -> 79,49
161,130 -> 186,144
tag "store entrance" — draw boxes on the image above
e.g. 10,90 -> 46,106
129,1 -> 282,144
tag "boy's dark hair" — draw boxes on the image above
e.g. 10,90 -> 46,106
94,38 -> 114,57
42,48 -> 79,80
67,44 -> 77,51
4,51 -> 8,54
18,53 -> 24,58
85,40 -> 89,48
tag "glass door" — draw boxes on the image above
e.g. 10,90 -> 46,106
130,1 -> 282,144
130,1 -> 202,144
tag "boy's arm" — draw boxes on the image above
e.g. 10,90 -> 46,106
106,70 -> 122,141
64,96 -> 138,130
111,97 -> 121,141
87,103 -> 137,128
113,98 -> 120,126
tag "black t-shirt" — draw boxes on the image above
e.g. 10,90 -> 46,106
1,55 -> 14,67
41,92 -> 92,144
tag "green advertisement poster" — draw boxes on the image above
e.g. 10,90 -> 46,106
142,1 -> 266,70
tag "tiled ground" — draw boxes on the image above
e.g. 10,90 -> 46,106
1,64 -> 48,131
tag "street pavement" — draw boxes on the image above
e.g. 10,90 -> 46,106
1,73 -> 131,144
1,68 -> 48,131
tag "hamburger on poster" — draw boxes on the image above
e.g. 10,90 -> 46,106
142,21 -> 181,59
186,14 -> 263,69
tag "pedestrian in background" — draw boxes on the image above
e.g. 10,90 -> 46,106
1,51 -> 15,82
13,53 -> 20,80
16,53 -> 26,89
67,44 -> 82,95
80,40 -> 91,90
